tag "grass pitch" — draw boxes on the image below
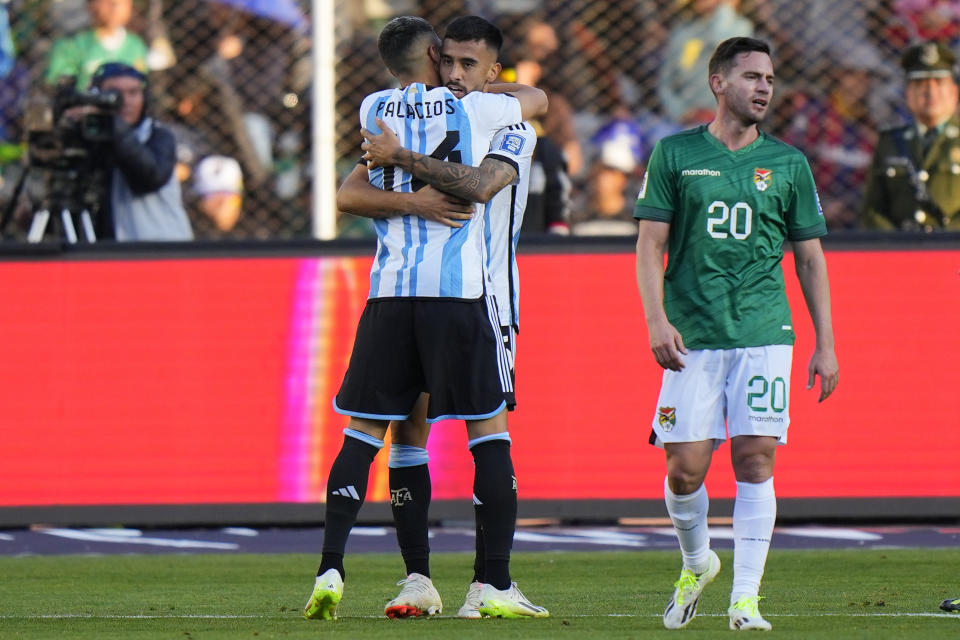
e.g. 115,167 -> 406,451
0,548 -> 957,639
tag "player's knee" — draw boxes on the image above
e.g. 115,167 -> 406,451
666,469 -> 707,495
732,453 -> 774,483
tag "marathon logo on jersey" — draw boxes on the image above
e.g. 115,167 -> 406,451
681,168 -> 721,176
499,133 -> 525,155
754,168 -> 772,192
657,406 -> 676,431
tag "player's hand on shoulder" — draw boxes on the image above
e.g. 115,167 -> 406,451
361,118 -> 402,169
410,185 -> 473,228
648,318 -> 687,372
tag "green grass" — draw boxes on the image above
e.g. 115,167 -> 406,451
0,549 -> 958,638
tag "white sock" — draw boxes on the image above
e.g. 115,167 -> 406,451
664,476 -> 711,574
731,477 -> 776,604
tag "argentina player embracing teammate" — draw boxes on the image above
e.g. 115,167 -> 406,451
304,16 -> 549,624
360,84 -> 521,300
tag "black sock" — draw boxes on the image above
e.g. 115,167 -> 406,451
471,439 -> 516,590
390,463 -> 432,577
472,504 -> 485,583
318,434 -> 380,580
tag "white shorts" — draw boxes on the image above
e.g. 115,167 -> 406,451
650,345 -> 793,448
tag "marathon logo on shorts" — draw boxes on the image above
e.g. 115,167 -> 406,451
754,168 -> 772,192
499,133 -> 525,155
657,406 -> 676,431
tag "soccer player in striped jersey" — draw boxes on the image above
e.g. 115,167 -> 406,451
348,61 -> 537,621
634,37 -> 839,631
304,16 -> 547,623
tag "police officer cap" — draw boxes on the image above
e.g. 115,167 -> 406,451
901,41 -> 958,80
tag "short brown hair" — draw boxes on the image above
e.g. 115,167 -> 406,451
708,37 -> 771,79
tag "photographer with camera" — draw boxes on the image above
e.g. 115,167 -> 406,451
77,62 -> 192,240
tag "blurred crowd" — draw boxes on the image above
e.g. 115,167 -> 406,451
0,0 -> 311,241
1,0 -> 960,241
338,0 -> 960,236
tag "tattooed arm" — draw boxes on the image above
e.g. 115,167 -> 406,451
361,118 -> 518,203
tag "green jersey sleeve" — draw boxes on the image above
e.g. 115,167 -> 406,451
786,156 -> 827,241
634,140 -> 675,222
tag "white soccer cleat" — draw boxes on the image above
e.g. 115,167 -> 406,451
728,595 -> 772,631
478,582 -> 549,618
303,568 -> 343,620
662,549 -> 721,629
457,581 -> 484,619
384,572 -> 443,618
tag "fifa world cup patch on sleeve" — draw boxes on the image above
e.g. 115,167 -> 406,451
499,133 -> 525,155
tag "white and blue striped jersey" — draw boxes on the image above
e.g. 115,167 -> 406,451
482,122 -> 536,330
358,83 -> 523,299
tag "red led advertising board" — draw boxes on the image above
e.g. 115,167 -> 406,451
0,248 -> 957,516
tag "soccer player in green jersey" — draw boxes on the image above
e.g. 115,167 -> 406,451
635,37 -> 839,632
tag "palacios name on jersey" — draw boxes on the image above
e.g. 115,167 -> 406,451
375,97 -> 456,119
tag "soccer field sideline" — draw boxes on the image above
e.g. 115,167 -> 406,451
2,523 -> 958,555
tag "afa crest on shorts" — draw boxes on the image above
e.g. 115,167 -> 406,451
657,406 -> 676,431
753,168 -> 772,192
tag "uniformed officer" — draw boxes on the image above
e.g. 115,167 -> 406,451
861,41 -> 960,231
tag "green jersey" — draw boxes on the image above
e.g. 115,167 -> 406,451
634,125 -> 826,350
46,30 -> 148,89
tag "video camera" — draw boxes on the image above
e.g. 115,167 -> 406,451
26,75 -> 122,171
7,76 -> 124,242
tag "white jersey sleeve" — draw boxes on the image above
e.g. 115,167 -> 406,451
483,122 -> 537,329
461,92 -> 524,145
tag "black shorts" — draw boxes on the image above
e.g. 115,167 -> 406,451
334,296 -> 514,422
499,324 -> 517,410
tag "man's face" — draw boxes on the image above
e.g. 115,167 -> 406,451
439,39 -> 501,98
88,0 -> 132,30
905,75 -> 959,127
712,51 -> 774,126
100,75 -> 145,125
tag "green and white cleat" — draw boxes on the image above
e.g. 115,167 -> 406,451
304,568 -> 343,620
662,549 -> 721,629
941,597 -> 960,612
477,582 -> 549,619
728,595 -> 772,631
384,573 -> 442,618
457,581 -> 484,619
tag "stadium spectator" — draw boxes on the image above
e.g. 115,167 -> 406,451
572,114 -> 643,236
45,0 -> 148,89
635,37 -> 838,632
79,62 -> 192,240
861,41 -> 960,230
522,122 -> 572,234
885,0 -> 960,51
189,154 -> 252,239
506,18 -> 583,177
783,43 -> 885,230
657,0 -> 754,126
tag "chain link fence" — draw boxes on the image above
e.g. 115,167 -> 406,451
0,1 -> 946,240
0,0 -> 311,240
